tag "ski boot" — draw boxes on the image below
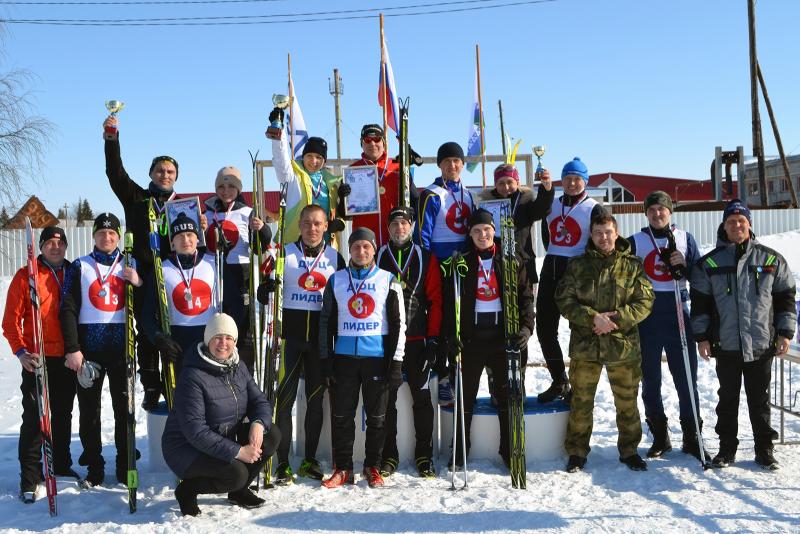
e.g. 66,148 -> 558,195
379,457 -> 398,477
297,458 -> 324,480
416,457 -> 436,479
321,469 -> 354,488
274,462 -> 295,486
362,466 -> 384,488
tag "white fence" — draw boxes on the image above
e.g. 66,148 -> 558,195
0,226 -> 127,277
1,209 -> 800,277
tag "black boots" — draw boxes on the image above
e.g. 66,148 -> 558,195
565,455 -> 587,473
754,448 -> 779,471
680,421 -> 711,462
538,375 -> 571,403
175,480 -> 201,516
620,454 -> 648,471
645,417 -> 672,458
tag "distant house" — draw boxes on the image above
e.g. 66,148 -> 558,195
742,154 -> 800,206
552,172 -> 738,207
3,196 -> 59,229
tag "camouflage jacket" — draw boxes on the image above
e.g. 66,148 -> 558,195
555,237 -> 654,365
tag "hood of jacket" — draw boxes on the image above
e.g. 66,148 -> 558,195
184,342 -> 240,376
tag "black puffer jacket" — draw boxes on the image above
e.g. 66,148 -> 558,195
161,343 -> 272,479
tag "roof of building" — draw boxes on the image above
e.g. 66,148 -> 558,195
553,172 -> 738,202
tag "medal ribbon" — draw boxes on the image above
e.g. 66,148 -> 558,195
310,172 -> 327,200
387,245 -> 415,285
42,261 -> 64,293
300,242 -> 327,276
175,251 -> 198,296
559,191 -> 588,226
347,264 -> 376,296
478,249 -> 495,291
91,251 -> 122,294
152,192 -> 177,236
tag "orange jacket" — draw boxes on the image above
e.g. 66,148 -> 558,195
2,258 -> 68,358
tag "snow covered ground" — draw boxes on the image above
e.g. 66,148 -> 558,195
1,232 -> 799,533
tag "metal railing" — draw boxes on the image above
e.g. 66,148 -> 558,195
772,347 -> 800,445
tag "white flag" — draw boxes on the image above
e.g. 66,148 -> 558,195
287,73 -> 309,160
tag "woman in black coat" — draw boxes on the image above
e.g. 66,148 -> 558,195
161,313 -> 280,516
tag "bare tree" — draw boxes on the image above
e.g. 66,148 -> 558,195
0,68 -> 54,205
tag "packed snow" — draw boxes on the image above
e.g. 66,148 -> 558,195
1,232 -> 799,533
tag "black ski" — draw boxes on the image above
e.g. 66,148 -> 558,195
500,207 -> 527,489
124,232 -> 138,512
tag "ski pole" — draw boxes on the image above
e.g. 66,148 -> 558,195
673,280 -> 710,470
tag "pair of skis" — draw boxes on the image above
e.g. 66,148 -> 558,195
124,232 -> 139,512
24,217 -> 58,516
500,209 -> 527,489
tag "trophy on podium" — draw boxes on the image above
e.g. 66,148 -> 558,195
532,145 -> 546,179
104,100 -> 125,140
266,94 -> 292,140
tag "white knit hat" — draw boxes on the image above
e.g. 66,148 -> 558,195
204,313 -> 238,345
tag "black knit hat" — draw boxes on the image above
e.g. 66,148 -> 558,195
303,137 -> 328,161
644,190 -> 673,213
170,213 -> 199,239
360,124 -> 384,139
39,226 -> 68,249
348,226 -> 378,252
387,206 -> 414,225
468,208 -> 495,229
92,212 -> 122,236
149,155 -> 179,179
437,142 -> 465,166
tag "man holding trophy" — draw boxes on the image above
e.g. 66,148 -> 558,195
103,106 -> 206,411
267,96 -> 345,247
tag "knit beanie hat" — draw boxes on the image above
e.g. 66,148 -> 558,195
303,137 -> 328,161
723,198 -> 752,224
39,226 -> 68,249
643,190 -> 673,213
204,313 -> 238,345
469,208 -> 495,229
494,164 -> 520,184
349,226 -> 378,252
437,142 -> 465,166
92,212 -> 122,236
361,124 -> 384,139
170,213 -> 200,239
561,157 -> 589,181
149,155 -> 179,179
215,166 -> 243,193
387,206 -> 414,225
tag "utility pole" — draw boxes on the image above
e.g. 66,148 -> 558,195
748,0 -> 767,207
498,100 -> 507,156
329,69 -> 344,163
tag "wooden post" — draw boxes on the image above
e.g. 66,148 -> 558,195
748,0 -> 767,206
756,61 -> 798,208
476,44 -> 487,188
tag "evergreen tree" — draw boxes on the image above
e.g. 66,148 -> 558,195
0,207 -> 10,228
81,199 -> 94,221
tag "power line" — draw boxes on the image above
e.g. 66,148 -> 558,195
2,0 -> 284,4
1,0 -> 556,25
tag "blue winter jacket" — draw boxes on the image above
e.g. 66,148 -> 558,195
161,342 -> 272,479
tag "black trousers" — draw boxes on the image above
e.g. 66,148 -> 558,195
77,353 -> 128,472
331,356 -> 390,470
535,256 -> 569,382
714,355 -> 778,452
221,263 -> 255,375
183,424 -> 281,494
275,338 -> 325,463
133,283 -> 160,392
383,339 -> 434,462
19,357 -> 77,488
452,332 -> 509,461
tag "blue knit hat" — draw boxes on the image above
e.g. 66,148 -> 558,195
561,157 -> 589,181
723,198 -> 751,224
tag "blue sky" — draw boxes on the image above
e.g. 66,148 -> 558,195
2,0 -> 799,217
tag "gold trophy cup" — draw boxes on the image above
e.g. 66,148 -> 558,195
104,100 -> 125,140
266,94 -> 292,140
532,145 -> 546,178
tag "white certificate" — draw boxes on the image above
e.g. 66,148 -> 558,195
166,196 -> 206,249
343,165 -> 380,216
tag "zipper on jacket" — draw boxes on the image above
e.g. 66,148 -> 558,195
224,371 -> 239,425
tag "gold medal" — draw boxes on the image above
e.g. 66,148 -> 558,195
484,287 -> 493,297
304,276 -> 315,290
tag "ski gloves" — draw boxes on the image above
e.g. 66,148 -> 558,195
268,107 -> 284,125
421,337 -> 438,375
256,279 -> 276,305
441,335 -> 463,366
77,361 -> 103,389
338,183 -> 352,198
509,327 -> 532,351
320,357 -> 335,389
154,333 -> 182,363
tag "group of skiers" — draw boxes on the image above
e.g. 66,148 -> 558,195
2,109 -> 794,514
